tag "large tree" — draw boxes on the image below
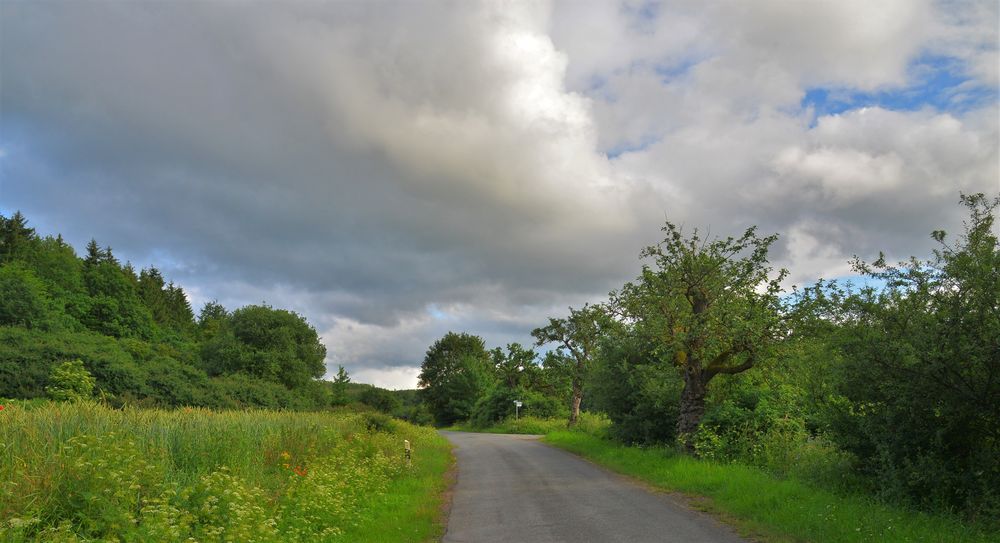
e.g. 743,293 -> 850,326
418,332 -> 493,426
612,222 -> 786,452
201,304 -> 326,389
532,305 -> 603,427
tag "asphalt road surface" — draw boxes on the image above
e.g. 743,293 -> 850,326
441,431 -> 748,543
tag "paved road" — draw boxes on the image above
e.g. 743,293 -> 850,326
441,431 -> 747,543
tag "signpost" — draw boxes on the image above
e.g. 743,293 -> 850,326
513,400 -> 522,420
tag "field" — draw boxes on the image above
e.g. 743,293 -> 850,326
0,401 -> 452,542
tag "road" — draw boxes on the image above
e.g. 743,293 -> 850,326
441,431 -> 747,543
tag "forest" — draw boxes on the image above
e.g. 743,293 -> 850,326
418,193 -> 999,523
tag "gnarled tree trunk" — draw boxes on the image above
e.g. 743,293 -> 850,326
568,380 -> 583,427
677,365 -> 708,454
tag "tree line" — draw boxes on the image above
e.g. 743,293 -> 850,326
418,193 -> 999,520
0,212 -> 358,410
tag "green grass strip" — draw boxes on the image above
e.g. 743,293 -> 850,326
346,435 -> 454,543
544,431 -> 995,543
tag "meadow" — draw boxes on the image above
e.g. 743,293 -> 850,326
0,401 -> 451,542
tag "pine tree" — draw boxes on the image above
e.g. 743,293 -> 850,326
84,239 -> 102,266
0,211 -> 37,263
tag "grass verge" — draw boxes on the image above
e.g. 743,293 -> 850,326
350,434 -> 454,543
545,431 -> 996,543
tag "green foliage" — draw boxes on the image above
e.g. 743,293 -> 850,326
201,305 -> 326,389
330,365 -> 351,406
531,305 -> 604,425
0,327 -> 144,401
611,221 -> 787,450
46,360 -> 96,402
138,267 -> 196,336
823,193 -> 1000,516
0,211 -> 37,264
360,386 -> 402,414
468,386 -> 566,428
418,332 -> 494,426
197,300 -> 228,341
81,262 -> 157,339
0,263 -> 53,329
589,331 -> 682,444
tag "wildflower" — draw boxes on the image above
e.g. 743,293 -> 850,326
279,451 -> 291,461
293,465 -> 307,477
0,405 -> 4,411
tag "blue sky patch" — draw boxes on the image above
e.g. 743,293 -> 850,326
605,134 -> 662,159
801,54 -> 997,123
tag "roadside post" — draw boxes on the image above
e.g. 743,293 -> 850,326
404,439 -> 411,468
514,400 -> 522,420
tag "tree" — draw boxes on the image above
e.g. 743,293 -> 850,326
827,193 -> 1000,514
331,365 -> 351,406
81,261 -> 156,339
200,305 -> 326,389
611,222 -> 786,452
84,239 -> 102,266
418,332 -> 493,426
0,211 -> 37,264
138,267 -> 195,334
197,300 -> 229,340
490,342 -> 538,390
532,304 -> 604,427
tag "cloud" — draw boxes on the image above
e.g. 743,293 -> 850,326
2,1 -> 996,388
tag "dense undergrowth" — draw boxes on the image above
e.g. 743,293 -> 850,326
0,401 -> 451,542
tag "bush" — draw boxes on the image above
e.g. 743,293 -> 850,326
359,386 -> 401,414
589,334 -> 682,445
46,359 -> 96,402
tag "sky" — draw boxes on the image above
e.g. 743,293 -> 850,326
1,0 -> 998,389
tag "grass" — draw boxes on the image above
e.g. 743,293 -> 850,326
545,431 -> 997,543
0,400 -> 452,542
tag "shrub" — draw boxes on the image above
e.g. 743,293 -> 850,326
589,335 -> 682,445
46,360 -> 95,402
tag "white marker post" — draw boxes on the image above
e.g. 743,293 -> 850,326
404,439 -> 411,468
514,400 -> 522,420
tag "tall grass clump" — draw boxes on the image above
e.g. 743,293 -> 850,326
0,400 -> 451,542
